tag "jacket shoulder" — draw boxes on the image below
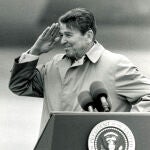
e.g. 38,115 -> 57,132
102,49 -> 129,62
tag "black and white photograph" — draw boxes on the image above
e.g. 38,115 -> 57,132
1,0 -> 150,149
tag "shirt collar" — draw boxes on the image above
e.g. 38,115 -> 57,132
86,41 -> 105,63
62,41 -> 105,65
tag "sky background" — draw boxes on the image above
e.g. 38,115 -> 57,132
1,0 -> 150,149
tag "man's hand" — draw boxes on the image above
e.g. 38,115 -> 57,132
30,23 -> 60,55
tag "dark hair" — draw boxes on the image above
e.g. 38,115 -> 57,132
58,8 -> 97,39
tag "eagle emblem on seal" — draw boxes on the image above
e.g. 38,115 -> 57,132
88,120 -> 135,150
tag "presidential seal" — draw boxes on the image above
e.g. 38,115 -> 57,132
88,120 -> 135,150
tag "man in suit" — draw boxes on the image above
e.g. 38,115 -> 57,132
9,8 -> 150,132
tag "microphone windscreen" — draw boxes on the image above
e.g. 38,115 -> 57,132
78,91 -> 94,111
90,81 -> 108,100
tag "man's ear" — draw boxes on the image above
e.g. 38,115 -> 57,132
86,29 -> 94,42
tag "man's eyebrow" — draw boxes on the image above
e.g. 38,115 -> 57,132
59,31 -> 73,34
65,32 -> 73,34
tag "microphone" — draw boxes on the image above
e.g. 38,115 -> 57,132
78,91 -> 95,112
90,81 -> 110,112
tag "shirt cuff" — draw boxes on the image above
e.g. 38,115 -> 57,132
19,49 -> 39,63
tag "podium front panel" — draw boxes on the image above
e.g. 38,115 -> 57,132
34,112 -> 150,150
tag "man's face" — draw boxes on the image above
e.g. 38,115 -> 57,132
59,23 -> 90,60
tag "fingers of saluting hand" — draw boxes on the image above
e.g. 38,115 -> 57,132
40,26 -> 51,38
42,23 -> 60,40
50,23 -> 60,39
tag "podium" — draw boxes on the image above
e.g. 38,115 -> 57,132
34,112 -> 150,150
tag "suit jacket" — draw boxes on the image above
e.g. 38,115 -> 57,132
9,42 -> 150,132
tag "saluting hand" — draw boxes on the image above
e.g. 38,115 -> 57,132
30,23 -> 60,55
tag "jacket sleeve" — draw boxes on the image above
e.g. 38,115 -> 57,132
115,54 -> 150,105
9,57 -> 44,97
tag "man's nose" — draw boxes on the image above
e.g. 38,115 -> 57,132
61,36 -> 67,45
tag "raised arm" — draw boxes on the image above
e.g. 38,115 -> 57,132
9,23 -> 60,97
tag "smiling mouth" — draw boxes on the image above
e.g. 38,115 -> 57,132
64,47 -> 72,51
